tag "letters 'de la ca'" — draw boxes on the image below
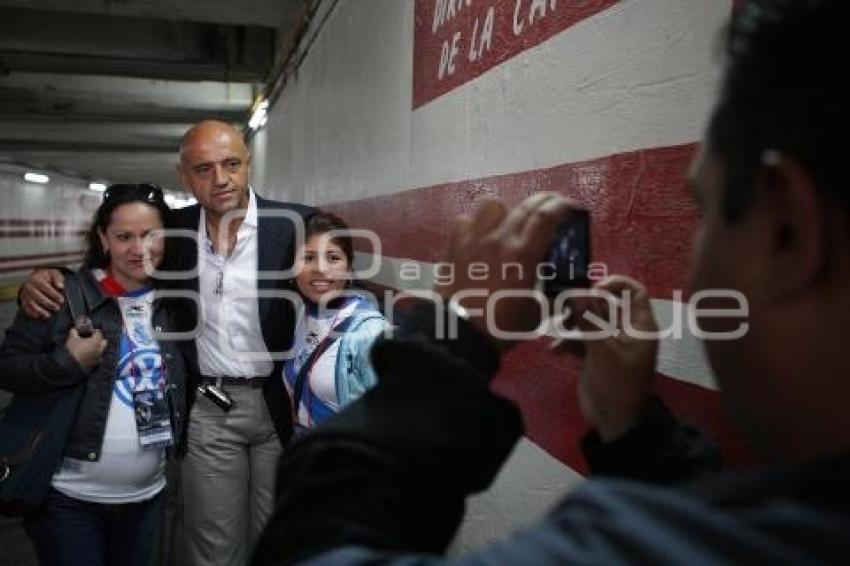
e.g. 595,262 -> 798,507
414,0 -> 618,108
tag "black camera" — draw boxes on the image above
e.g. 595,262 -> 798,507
198,383 -> 235,412
541,209 -> 591,297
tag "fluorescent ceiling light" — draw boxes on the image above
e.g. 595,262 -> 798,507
164,194 -> 197,209
249,99 -> 270,130
24,172 -> 49,184
89,182 -> 107,192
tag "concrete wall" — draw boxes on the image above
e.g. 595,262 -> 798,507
251,0 -> 741,551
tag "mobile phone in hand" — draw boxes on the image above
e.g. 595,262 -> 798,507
75,315 -> 94,338
541,209 -> 591,298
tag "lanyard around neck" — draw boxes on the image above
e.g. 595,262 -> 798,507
291,308 -> 359,417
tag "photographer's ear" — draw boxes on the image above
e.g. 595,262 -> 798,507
756,150 -> 827,304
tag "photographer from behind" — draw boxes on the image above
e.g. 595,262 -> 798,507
254,1 -> 850,563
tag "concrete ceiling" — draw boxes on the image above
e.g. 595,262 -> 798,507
0,0 -> 308,191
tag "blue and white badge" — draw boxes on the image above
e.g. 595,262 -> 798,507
132,387 -> 174,449
119,294 -> 155,347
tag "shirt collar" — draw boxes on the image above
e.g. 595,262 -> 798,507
198,187 -> 258,241
243,188 -> 258,229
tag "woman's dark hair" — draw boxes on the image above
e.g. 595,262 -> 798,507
84,183 -> 171,269
710,0 -> 849,222
304,211 -> 354,267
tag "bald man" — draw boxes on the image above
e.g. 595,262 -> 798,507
171,121 -> 313,565
21,120 -> 315,565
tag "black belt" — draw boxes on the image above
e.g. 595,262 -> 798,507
200,375 -> 267,389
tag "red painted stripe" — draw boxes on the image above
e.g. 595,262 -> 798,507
328,143 -> 700,300
413,0 -> 618,108
357,269 -> 752,470
493,339 -> 754,472
328,143 -> 752,469
358,284 -> 754,471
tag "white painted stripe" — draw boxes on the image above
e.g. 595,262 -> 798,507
354,252 -> 435,292
256,0 -> 416,205
410,0 -> 729,190
0,269 -> 52,281
451,437 -> 585,554
654,299 -> 717,391
258,0 -> 730,205
0,243 -> 87,256
0,252 -> 85,266
0,266 -> 82,287
356,252 -> 718,391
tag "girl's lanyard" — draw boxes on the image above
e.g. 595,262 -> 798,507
287,296 -> 360,427
289,310 -> 344,428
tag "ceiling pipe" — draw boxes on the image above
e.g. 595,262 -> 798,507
244,0 -> 341,139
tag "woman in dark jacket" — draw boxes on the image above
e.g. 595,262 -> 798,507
0,184 -> 188,566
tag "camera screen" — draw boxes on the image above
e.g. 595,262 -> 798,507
542,209 -> 591,296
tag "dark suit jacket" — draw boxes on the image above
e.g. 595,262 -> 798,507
164,194 -> 316,445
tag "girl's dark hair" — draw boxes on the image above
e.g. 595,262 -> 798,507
84,183 -> 172,269
304,211 -> 354,266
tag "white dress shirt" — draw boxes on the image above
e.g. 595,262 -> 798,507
196,190 -> 274,378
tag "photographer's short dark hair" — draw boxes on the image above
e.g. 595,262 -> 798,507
709,0 -> 849,221
84,184 -> 172,269
305,211 -> 354,266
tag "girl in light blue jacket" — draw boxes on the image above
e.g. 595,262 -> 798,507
283,212 -> 389,434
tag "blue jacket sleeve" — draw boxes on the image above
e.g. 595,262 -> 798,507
337,315 -> 390,408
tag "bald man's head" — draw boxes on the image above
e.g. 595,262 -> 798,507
177,120 -> 252,221
179,120 -> 249,159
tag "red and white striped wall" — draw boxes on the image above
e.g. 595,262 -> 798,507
251,0 -> 742,550
0,171 -> 96,292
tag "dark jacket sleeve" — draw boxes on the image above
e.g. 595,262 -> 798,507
253,300 -> 523,564
0,305 -> 88,395
252,301 -> 721,565
581,399 -> 722,484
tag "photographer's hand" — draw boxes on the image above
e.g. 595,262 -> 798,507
435,193 -> 574,349
559,276 -> 658,442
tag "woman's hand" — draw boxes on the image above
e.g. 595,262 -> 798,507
66,327 -> 108,370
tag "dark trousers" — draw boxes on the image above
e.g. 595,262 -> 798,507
23,488 -> 162,566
